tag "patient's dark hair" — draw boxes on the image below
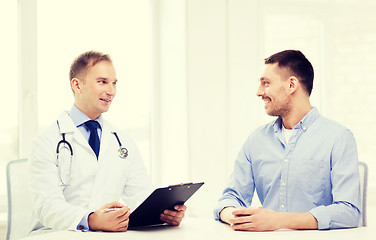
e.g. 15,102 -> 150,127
265,50 -> 314,96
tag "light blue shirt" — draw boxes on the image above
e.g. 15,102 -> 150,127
68,105 -> 103,231
68,105 -> 103,142
214,107 -> 361,229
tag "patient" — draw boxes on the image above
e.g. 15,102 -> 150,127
214,50 -> 361,231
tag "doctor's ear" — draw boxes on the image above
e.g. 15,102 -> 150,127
71,78 -> 82,94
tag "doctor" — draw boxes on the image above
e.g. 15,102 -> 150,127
29,51 -> 186,235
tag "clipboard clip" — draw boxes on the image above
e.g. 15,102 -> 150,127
168,182 -> 193,187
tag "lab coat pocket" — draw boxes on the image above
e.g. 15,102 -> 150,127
104,162 -> 131,199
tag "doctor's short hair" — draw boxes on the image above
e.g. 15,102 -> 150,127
264,50 -> 314,96
69,50 -> 112,82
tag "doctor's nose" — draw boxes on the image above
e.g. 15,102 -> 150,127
106,84 -> 116,96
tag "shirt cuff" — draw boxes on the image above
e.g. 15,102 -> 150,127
309,206 -> 330,230
213,199 -> 242,221
77,211 -> 93,232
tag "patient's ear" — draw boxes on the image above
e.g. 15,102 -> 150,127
288,76 -> 298,94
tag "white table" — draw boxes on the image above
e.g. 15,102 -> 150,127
22,218 -> 375,240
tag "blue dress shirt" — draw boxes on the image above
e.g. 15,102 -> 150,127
68,105 -> 103,231
69,105 -> 103,142
214,107 -> 361,229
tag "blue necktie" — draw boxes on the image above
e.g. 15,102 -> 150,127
84,120 -> 100,158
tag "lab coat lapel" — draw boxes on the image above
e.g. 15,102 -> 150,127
88,120 -> 117,209
97,120 -> 116,163
57,112 -> 76,134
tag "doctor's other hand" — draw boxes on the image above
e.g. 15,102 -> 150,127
160,205 -> 187,226
88,201 -> 130,232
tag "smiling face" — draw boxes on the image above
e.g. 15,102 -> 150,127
256,63 -> 292,118
72,60 -> 117,120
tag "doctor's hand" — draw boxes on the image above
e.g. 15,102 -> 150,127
160,205 -> 187,226
88,201 -> 131,232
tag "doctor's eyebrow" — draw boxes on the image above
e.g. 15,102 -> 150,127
96,77 -> 118,82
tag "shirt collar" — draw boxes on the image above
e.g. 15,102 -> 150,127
68,105 -> 103,129
273,106 -> 320,133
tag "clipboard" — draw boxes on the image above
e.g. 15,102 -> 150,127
128,182 -> 204,229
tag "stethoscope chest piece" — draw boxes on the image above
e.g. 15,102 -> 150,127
119,147 -> 128,159
112,132 -> 129,159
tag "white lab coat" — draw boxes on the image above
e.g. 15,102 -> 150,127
28,111 -> 153,235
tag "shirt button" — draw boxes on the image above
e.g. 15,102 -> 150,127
281,204 -> 285,209
281,181 -> 286,186
284,159 -> 288,163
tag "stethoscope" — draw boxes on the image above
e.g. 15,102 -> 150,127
56,120 -> 128,186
